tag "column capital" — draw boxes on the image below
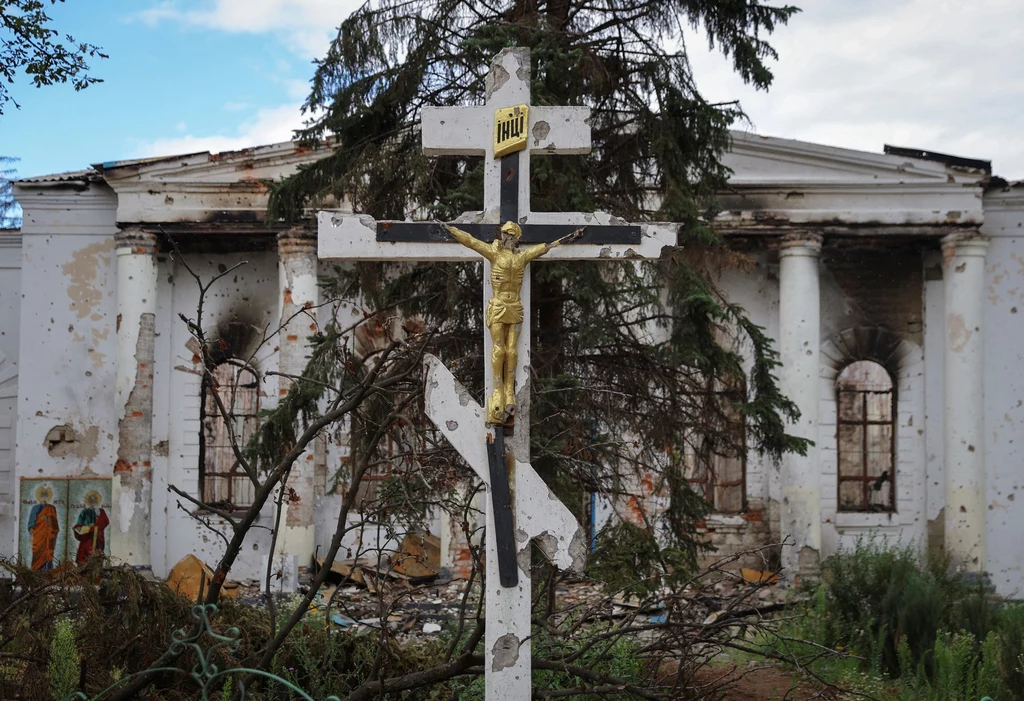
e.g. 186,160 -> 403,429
778,232 -> 823,257
114,227 -> 158,255
277,226 -> 317,257
941,229 -> 990,259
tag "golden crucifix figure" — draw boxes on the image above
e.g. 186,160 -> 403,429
443,221 -> 583,424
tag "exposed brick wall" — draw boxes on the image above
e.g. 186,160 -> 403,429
695,499 -> 775,570
277,228 -> 319,531
116,312 -> 156,474
822,244 -> 925,345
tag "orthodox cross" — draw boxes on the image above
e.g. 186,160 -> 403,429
318,47 -> 676,701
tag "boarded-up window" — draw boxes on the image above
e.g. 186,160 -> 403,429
837,361 -> 895,512
683,379 -> 747,514
200,362 -> 260,509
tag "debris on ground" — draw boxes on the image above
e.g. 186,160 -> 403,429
740,568 -> 780,586
389,533 -> 441,582
228,556 -> 794,641
166,554 -> 239,601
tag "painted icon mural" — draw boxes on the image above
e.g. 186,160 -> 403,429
19,478 -> 68,571
69,480 -> 112,564
19,477 -> 111,569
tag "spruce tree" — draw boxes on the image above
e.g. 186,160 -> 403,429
269,0 -> 807,574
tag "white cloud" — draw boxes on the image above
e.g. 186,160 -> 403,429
687,0 -> 1024,177
132,103 -> 306,158
130,0 -> 1024,176
133,0 -> 362,57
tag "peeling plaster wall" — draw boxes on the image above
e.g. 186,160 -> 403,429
159,252 -> 279,581
13,185 -> 119,539
695,244 -> 929,568
0,233 -> 21,556
701,250 -> 780,565
980,190 -> 1024,594
815,248 -> 928,554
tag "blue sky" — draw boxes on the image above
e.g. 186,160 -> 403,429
3,0 -> 1023,181
1,0 -> 357,179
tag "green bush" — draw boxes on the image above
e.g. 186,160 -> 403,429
996,604 -> 1024,701
812,540 -> 1022,700
48,617 -> 79,701
898,631 -> 1001,701
820,540 -> 949,676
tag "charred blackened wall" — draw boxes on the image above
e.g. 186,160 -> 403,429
820,240 -> 925,346
154,250 -> 280,581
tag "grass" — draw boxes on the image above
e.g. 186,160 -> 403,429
728,540 -> 1024,701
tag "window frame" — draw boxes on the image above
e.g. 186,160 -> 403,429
835,361 -> 896,513
198,359 -> 261,511
683,379 -> 748,515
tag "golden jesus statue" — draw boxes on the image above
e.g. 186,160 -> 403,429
443,221 -> 583,424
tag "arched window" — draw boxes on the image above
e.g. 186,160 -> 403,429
836,361 -> 895,512
199,361 -> 260,509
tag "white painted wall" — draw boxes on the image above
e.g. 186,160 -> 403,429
923,250 -> 946,555
818,335 -> 927,553
715,251 -> 780,510
12,184 -> 120,561
981,188 -> 1024,595
0,232 -> 21,556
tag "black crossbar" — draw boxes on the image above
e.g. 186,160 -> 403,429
376,221 -> 640,245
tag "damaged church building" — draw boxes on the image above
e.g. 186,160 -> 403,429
3,132 -> 1023,595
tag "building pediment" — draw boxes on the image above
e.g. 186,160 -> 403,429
97,140 -> 332,225
718,132 -> 989,234
19,131 -> 992,235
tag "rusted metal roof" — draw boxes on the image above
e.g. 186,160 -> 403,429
15,168 -> 101,183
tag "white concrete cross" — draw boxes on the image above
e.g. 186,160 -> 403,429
318,46 -> 676,700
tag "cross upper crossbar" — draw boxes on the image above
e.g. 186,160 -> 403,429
372,47 -> 642,248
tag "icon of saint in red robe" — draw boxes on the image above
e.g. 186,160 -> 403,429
28,485 -> 60,571
72,490 -> 109,565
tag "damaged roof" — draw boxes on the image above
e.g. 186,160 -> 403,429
883,145 -> 992,174
15,168 -> 101,183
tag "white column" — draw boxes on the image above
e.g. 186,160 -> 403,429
112,227 -> 159,568
271,227 -> 320,588
941,231 -> 989,572
777,232 -> 822,580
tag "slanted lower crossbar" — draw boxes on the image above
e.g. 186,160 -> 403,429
486,429 -> 518,588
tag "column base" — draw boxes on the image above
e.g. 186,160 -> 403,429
261,554 -> 299,594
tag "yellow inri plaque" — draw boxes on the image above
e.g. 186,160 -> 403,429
493,104 -> 529,158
